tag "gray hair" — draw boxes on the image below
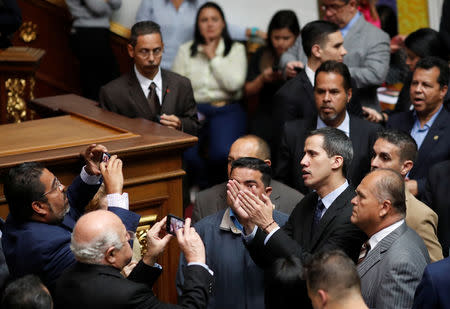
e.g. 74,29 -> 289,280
70,230 -> 123,264
371,168 -> 406,215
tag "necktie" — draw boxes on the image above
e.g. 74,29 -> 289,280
311,200 -> 325,236
148,82 -> 161,117
358,241 -> 371,264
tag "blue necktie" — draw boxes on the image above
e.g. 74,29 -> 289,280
311,200 -> 325,237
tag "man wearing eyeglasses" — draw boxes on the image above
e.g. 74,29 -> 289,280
99,21 -> 199,136
2,144 -> 140,292
281,0 -> 390,111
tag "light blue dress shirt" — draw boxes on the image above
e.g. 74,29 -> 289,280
410,105 -> 443,149
340,11 -> 361,37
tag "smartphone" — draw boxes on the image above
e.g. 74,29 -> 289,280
166,214 -> 185,236
102,152 -> 111,163
294,66 -> 303,73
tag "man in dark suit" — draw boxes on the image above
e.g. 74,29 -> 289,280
281,0 -> 390,110
275,60 -> 380,194
99,21 -> 199,136
2,146 -> 140,291
274,20 -> 361,125
55,211 -> 213,308
423,160 -> 450,257
352,169 -> 429,308
231,127 -> 366,308
192,135 -> 303,223
413,256 -> 450,308
387,56 -> 450,199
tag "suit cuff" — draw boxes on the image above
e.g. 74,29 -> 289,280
242,225 -> 258,242
264,226 -> 280,245
107,193 -> 129,210
187,262 -> 214,276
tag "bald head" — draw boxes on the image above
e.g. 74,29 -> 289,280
227,135 -> 271,177
71,210 -> 131,267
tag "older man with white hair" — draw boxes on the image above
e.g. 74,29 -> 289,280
54,211 -> 213,309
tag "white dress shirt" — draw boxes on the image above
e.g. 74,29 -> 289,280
134,65 -> 163,105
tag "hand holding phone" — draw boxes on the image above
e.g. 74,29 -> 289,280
166,214 -> 185,236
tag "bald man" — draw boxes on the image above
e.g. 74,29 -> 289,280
192,135 -> 303,223
55,211 -> 213,309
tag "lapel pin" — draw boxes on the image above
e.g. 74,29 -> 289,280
434,135 -> 439,141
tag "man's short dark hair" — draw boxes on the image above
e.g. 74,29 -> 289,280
230,157 -> 272,187
315,60 -> 352,91
371,168 -> 406,215
414,56 -> 450,88
265,256 -> 303,308
377,130 -> 418,163
305,250 -> 360,299
2,275 -> 53,309
301,20 -> 340,57
4,162 -> 46,222
307,127 -> 353,178
129,21 -> 162,47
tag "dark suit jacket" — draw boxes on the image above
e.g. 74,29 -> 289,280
246,186 -> 366,308
99,68 -> 199,136
191,179 -> 304,223
387,107 -> 450,197
358,223 -> 429,309
413,256 -> 450,308
274,69 -> 363,124
423,160 -> 450,257
2,176 -> 140,291
275,115 -> 380,194
55,261 -> 213,309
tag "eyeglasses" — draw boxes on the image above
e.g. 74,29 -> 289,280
41,178 -> 63,197
137,47 -> 163,58
321,2 -> 348,13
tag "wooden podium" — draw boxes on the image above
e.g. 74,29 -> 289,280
0,94 -> 197,303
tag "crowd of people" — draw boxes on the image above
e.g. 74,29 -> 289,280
1,0 -> 450,308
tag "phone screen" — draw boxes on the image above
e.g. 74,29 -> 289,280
166,214 -> 185,236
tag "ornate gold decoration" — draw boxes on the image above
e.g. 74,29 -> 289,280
6,78 -> 27,123
135,214 -> 158,257
19,21 -> 38,43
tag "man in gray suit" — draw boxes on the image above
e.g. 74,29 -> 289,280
192,135 -> 303,223
99,21 -> 199,135
351,169 -> 429,308
281,0 -> 390,110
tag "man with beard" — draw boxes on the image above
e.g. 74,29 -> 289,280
99,21 -> 199,136
276,60 -> 380,194
2,144 -> 140,291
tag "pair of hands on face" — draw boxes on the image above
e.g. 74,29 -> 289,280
142,217 -> 206,266
226,179 -> 277,234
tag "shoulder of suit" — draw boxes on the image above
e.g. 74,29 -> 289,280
101,72 -> 130,91
161,69 -> 191,85
356,16 -> 390,39
271,179 -> 304,199
406,194 -> 437,220
284,118 -> 311,135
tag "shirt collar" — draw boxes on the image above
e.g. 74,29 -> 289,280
412,104 -> 443,130
219,208 -> 243,235
316,111 -> 350,137
318,181 -> 349,210
340,11 -> 361,37
368,219 -> 404,250
134,65 -> 162,91
305,65 -> 315,86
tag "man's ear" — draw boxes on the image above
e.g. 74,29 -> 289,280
318,289 -> 328,306
265,186 -> 273,197
31,201 -> 47,216
104,247 -> 116,265
400,160 -> 413,177
127,44 -> 135,58
311,44 -> 322,58
379,199 -> 392,218
264,159 -> 272,167
331,155 -> 344,170
346,88 -> 353,103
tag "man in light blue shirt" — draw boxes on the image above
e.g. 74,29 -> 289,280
387,56 -> 450,199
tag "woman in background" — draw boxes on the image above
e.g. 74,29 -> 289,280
245,10 -> 300,150
172,1 -> 247,189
